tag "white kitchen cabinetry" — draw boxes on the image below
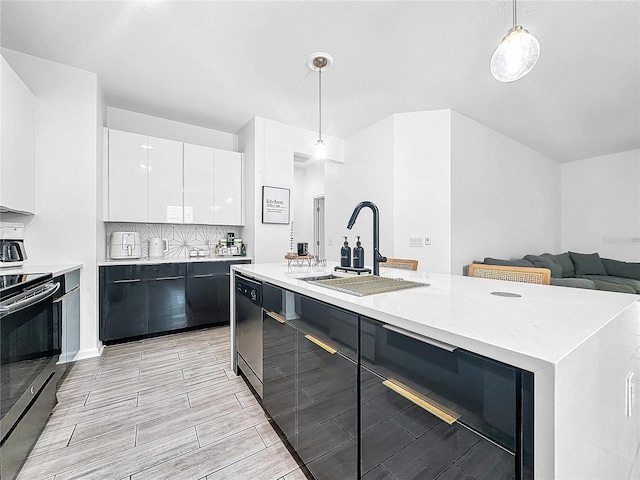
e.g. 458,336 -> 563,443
1,56 -> 36,214
148,136 -> 183,223
107,129 -> 242,225
108,130 -> 183,223
108,129 -> 148,222
183,143 -> 215,224
213,149 -> 242,225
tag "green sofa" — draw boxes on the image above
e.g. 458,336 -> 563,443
482,252 -> 640,294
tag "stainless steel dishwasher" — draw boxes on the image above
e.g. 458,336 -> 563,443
234,275 -> 263,398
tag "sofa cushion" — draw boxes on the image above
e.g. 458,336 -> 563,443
569,252 -> 607,276
550,277 -> 596,289
524,254 -> 563,278
601,258 -> 640,281
524,254 -> 562,278
579,275 -> 640,294
483,257 -> 535,267
550,252 -> 575,278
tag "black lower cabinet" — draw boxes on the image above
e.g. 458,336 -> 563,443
186,260 -> 249,327
258,284 -> 534,480
360,316 -> 533,480
102,280 -> 148,341
261,290 -> 358,480
101,260 -> 249,343
148,276 -> 186,334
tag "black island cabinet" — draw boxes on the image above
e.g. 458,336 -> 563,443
257,282 -> 534,480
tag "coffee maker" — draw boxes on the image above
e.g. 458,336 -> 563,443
0,223 -> 27,268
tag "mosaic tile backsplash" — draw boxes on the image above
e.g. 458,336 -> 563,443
106,223 -> 242,259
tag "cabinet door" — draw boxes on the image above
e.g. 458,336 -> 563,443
213,149 -> 242,225
263,307 -> 298,441
148,136 -> 184,223
183,143 -> 215,224
186,274 -> 220,327
108,129 -> 148,222
359,316 -> 533,480
1,57 -> 36,214
101,280 -> 148,341
148,277 -> 187,334
289,295 -> 358,480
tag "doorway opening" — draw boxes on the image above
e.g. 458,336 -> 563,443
313,196 -> 325,260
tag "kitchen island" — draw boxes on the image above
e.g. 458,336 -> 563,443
231,262 -> 640,480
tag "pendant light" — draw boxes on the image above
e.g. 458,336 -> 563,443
490,0 -> 540,82
307,52 -> 333,159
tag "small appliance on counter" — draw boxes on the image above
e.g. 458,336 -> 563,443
148,237 -> 169,258
297,242 -> 309,256
0,222 -> 27,268
109,231 -> 142,260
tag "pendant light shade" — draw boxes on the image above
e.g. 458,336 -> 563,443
490,0 -> 540,82
307,52 -> 333,159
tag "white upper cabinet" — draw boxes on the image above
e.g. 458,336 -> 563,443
107,129 -> 242,225
108,129 -> 148,222
147,136 -> 183,223
183,143 -> 215,224
1,57 -> 36,214
214,149 -> 242,225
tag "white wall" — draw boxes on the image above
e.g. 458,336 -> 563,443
2,48 -> 103,359
393,110 -> 452,273
450,111 -> 561,274
293,160 -> 324,256
325,116 -> 395,264
107,107 -> 238,151
561,149 -> 640,261
238,116 -> 343,263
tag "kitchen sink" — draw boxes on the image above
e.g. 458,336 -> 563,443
298,274 -> 342,282
304,275 -> 429,297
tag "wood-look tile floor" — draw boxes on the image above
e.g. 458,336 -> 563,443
19,326 -> 305,480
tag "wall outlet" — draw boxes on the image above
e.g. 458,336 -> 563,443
409,236 -> 425,247
425,236 -> 431,245
327,238 -> 333,247
626,372 -> 635,417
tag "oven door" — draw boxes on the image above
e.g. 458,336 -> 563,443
1,280 -> 62,480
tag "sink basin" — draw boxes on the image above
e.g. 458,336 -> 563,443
305,275 -> 429,297
298,274 -> 342,282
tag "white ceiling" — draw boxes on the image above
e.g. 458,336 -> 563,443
1,1 -> 638,162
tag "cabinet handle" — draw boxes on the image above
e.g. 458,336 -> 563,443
53,285 -> 80,303
155,276 -> 183,281
382,378 -> 460,425
383,324 -> 457,352
193,274 -> 215,278
113,279 -> 141,284
266,311 -> 286,324
305,335 -> 337,354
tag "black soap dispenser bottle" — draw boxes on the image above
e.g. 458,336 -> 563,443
340,236 -> 351,267
353,236 -> 365,269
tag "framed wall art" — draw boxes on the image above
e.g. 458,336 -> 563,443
262,186 -> 290,224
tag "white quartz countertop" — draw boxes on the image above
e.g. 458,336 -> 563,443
98,256 -> 251,266
1,263 -> 83,277
232,262 -> 639,372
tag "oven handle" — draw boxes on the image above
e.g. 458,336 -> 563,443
0,282 -> 61,316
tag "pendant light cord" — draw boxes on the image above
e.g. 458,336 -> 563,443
513,0 -> 517,27
318,67 -> 322,141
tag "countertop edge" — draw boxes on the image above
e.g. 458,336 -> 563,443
98,257 -> 252,266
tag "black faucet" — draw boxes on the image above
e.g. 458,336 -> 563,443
347,201 -> 387,275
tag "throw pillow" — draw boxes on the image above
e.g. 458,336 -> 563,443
602,258 -> 640,281
552,252 -> 575,278
483,257 -> 535,267
568,252 -> 607,276
523,254 -> 563,278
